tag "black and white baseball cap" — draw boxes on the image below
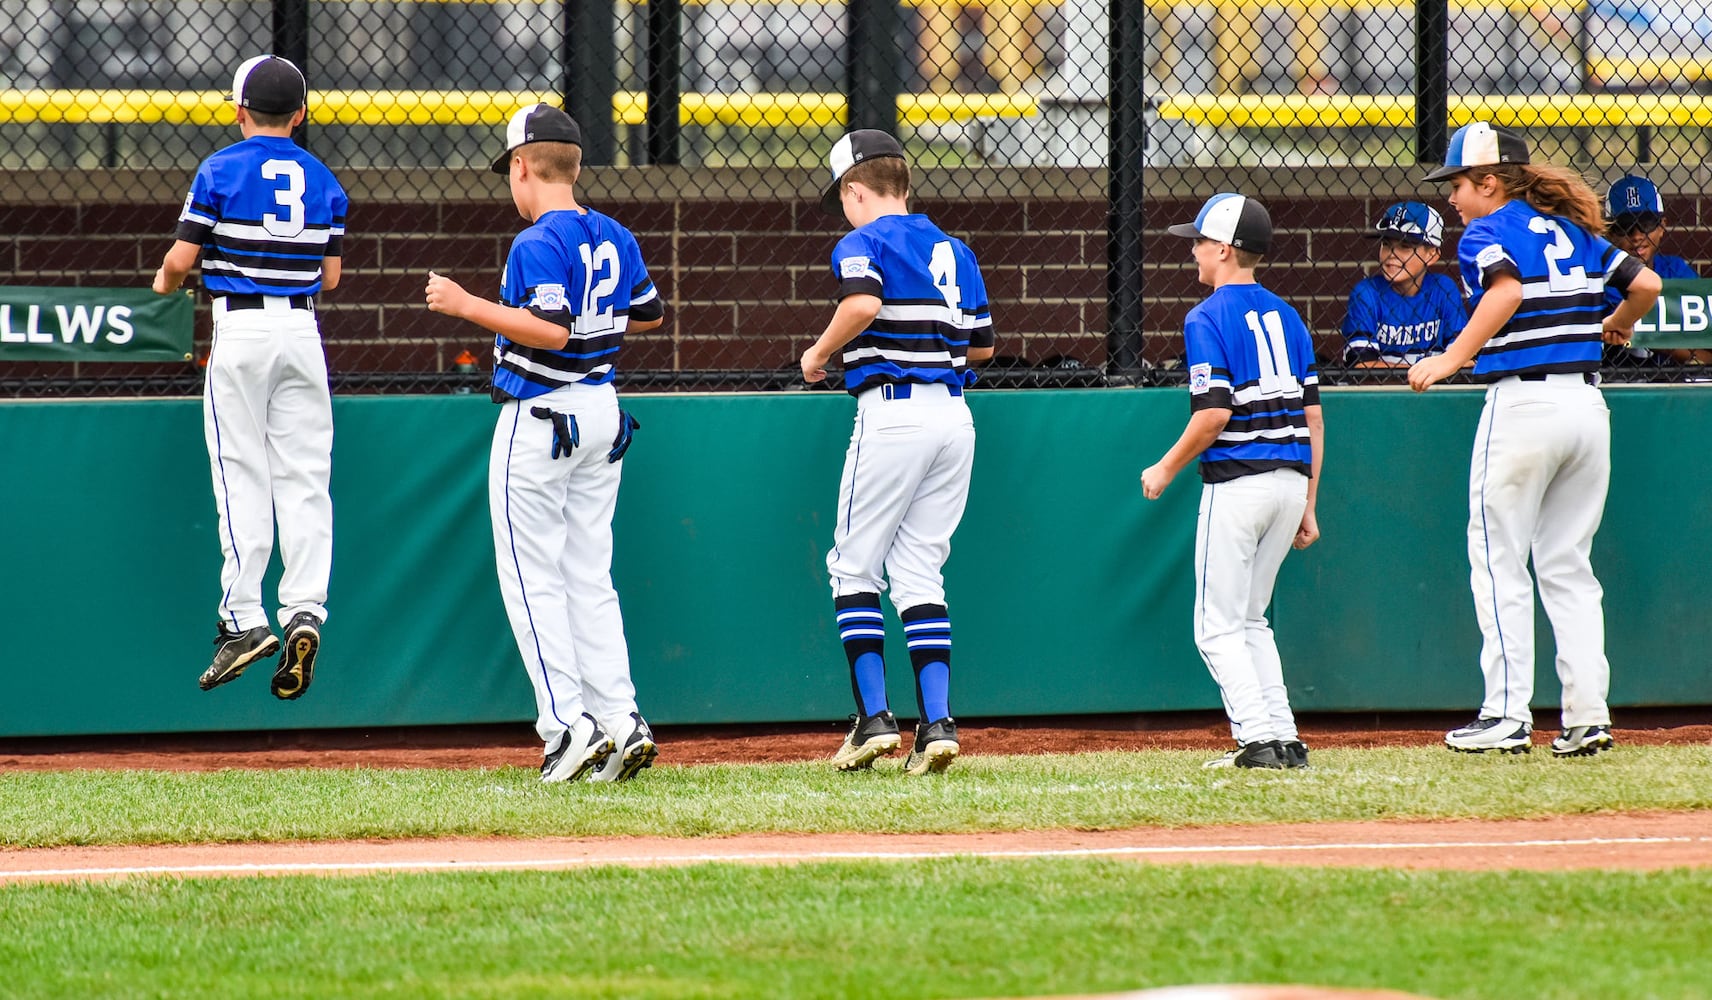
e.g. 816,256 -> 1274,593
1167,193 -> 1273,254
820,129 -> 907,214
229,55 -> 306,116
1424,121 -> 1530,181
490,103 -> 584,174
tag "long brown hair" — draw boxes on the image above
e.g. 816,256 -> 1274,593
1471,164 -> 1606,235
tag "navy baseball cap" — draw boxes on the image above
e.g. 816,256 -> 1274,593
1606,175 -> 1665,232
491,103 -> 584,174
1367,201 -> 1445,248
229,55 -> 306,116
1167,192 -> 1273,254
820,130 -> 907,214
1425,121 -> 1530,180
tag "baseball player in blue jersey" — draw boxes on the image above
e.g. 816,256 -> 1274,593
1142,193 -> 1323,770
1601,175 -> 1705,365
799,129 -> 994,775
1341,201 -> 1468,367
1410,122 -> 1662,756
153,55 -> 345,700
425,104 -> 664,783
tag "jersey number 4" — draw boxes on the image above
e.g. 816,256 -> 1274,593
1244,309 -> 1299,395
261,159 -> 306,238
928,241 -> 961,309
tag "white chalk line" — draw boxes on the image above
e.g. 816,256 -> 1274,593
4,834 -> 1709,882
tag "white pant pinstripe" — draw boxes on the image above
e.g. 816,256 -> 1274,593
489,383 -> 639,750
203,310 -> 332,632
1194,468 -> 1308,745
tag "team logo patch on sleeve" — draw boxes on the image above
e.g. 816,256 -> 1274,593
531,283 -> 568,311
840,256 -> 872,279
1475,244 -> 1509,269
1189,362 -> 1212,392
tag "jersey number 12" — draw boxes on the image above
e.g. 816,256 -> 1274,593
577,240 -> 621,334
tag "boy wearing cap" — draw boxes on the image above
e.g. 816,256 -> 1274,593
1140,193 -> 1323,770
800,129 -> 994,776
424,104 -> 664,784
1603,174 -> 1705,366
153,55 -> 345,700
1340,201 -> 1468,368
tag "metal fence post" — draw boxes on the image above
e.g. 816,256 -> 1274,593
1415,0 -> 1449,165
645,0 -> 682,165
273,0 -> 310,147
565,0 -> 617,164
1106,0 -> 1145,376
847,0 -> 902,135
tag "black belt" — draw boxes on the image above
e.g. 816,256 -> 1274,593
1517,372 -> 1596,385
878,382 -> 962,400
215,294 -> 314,311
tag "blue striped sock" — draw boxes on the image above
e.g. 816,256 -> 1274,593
902,604 -> 951,722
835,594 -> 888,716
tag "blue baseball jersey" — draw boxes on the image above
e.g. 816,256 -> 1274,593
493,207 -> 661,401
1341,273 -> 1468,365
1457,200 -> 1642,379
1603,252 -> 1696,312
173,135 -> 347,296
1185,283 -> 1320,484
829,214 -> 993,396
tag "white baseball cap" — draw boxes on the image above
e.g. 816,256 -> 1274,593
1167,193 -> 1273,254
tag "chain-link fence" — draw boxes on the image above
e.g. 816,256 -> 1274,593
1,0 -> 1708,396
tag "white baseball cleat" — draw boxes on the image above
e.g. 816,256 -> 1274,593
540,713 -> 614,783
590,712 -> 659,782
1445,717 -> 1532,754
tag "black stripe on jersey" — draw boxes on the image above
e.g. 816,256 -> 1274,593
323,236 -> 344,257
1225,408 -> 1307,432
1475,359 -> 1598,380
630,296 -> 664,323
208,230 -> 337,255
1606,254 -> 1644,293
838,277 -> 884,299
629,277 -> 651,297
525,306 -> 577,332
203,250 -> 325,277
1478,258 -> 1523,287
1201,457 -> 1311,485
1482,332 -> 1602,355
1191,388 -> 1234,410
174,220 -> 214,244
495,358 -> 596,390
1505,312 -> 1604,336
866,318 -> 980,339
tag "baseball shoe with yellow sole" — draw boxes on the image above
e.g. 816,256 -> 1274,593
1445,717 -> 1532,754
904,717 -> 959,775
1551,724 -> 1614,757
590,712 -> 659,782
199,624 -> 280,691
271,612 -> 321,700
541,713 -> 615,783
832,711 -> 900,771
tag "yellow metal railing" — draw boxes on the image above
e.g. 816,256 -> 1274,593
1152,93 -> 1712,128
0,89 -> 1039,127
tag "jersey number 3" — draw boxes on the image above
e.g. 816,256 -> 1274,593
261,159 -> 306,238
1244,309 -> 1298,395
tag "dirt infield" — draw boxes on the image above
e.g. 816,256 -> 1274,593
2,812 -> 1708,884
3,708 -> 1708,772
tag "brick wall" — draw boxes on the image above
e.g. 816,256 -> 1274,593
4,167 -> 1708,378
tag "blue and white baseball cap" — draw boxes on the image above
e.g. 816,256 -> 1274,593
1424,121 -> 1530,180
1367,201 -> 1445,248
491,103 -> 583,174
1166,193 -> 1272,254
1606,175 -> 1665,230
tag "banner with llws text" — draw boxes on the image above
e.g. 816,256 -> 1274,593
0,286 -> 193,361
1630,279 -> 1712,350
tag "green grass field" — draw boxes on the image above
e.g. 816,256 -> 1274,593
4,746 -> 1710,998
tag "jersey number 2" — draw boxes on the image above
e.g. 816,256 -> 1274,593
1528,216 -> 1588,293
578,240 -> 621,334
261,159 -> 305,238
1244,309 -> 1297,395
928,241 -> 961,309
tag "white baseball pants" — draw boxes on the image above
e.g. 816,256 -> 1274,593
203,301 -> 333,632
1194,468 -> 1309,745
827,383 -> 976,609
490,382 -> 639,750
1467,375 -> 1611,728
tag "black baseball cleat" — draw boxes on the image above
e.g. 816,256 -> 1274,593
832,711 -> 901,771
1281,739 -> 1310,769
1551,725 -> 1615,758
271,613 -> 321,700
1205,740 -> 1291,769
904,717 -> 960,775
199,624 -> 280,691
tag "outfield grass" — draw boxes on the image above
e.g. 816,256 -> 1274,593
3,745 -> 1709,848
1,858 -> 1709,999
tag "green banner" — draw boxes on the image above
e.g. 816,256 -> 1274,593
0,285 -> 193,361
1630,278 -> 1712,349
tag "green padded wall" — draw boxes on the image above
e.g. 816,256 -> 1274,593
1,387 -> 1707,737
